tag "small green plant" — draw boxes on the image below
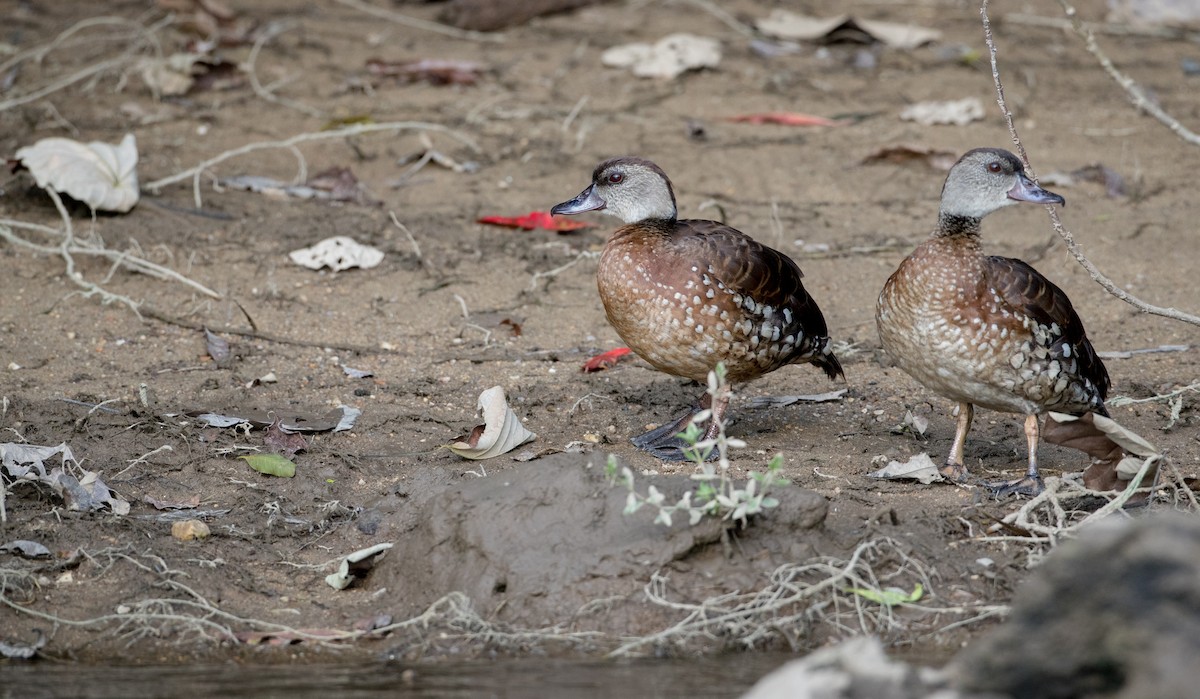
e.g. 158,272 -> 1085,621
605,363 -> 790,528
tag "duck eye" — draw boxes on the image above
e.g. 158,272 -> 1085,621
987,162 -> 1003,174
606,172 -> 624,184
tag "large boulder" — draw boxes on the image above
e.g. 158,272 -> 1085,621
952,512 -> 1200,699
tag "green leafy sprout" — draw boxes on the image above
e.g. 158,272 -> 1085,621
604,363 -> 790,528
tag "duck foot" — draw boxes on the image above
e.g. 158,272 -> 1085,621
630,408 -> 720,462
985,474 -> 1044,498
940,461 -> 971,483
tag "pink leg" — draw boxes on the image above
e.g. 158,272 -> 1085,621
941,402 -> 973,482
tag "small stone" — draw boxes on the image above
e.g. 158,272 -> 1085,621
172,520 -> 211,541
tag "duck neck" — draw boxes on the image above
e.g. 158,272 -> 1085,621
934,212 -> 982,239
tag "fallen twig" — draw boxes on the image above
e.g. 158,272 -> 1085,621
143,122 -> 482,208
137,305 -> 392,354
1097,345 -> 1190,360
245,22 -> 324,118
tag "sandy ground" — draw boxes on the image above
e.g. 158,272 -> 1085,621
1,0 -> 1198,669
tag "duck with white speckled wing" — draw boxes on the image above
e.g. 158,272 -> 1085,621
552,157 -> 843,461
876,147 -> 1111,496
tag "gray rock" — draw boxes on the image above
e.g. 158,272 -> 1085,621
952,512 -> 1200,699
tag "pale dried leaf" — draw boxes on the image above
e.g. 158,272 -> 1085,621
0,539 -> 51,559
289,236 -> 384,271
15,134 -> 139,212
448,386 -> 536,460
326,543 -> 393,590
755,11 -> 941,49
602,34 -> 721,79
745,389 -> 847,408
867,452 -> 943,484
900,98 -> 985,126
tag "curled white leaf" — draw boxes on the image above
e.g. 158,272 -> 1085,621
325,543 -> 393,590
15,134 -> 139,212
447,386 -> 536,460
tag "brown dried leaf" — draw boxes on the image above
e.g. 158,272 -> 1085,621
1043,412 -> 1159,491
862,144 -> 958,171
265,418 -> 307,457
204,327 -> 231,364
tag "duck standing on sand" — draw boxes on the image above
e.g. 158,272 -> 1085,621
876,147 -> 1111,496
551,157 -> 843,460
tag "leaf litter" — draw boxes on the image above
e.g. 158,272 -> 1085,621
448,386 -> 536,460
13,133 -> 139,212
1,442 -> 130,522
755,11 -> 941,49
289,236 -> 384,271
602,34 -> 721,79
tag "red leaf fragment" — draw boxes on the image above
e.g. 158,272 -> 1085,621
725,112 -> 842,127
583,347 -> 632,372
477,211 -> 593,232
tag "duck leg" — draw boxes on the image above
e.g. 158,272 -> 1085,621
941,402 -> 974,482
631,391 -> 725,462
987,413 -> 1045,497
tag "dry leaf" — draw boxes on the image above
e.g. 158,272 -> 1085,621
289,236 -> 384,271
448,386 -> 536,460
900,98 -> 985,126
867,452 -> 943,484
366,58 -> 486,86
1043,412 -> 1160,491
14,134 -> 139,212
862,144 -> 958,171
264,418 -> 307,457
755,11 -> 941,49
326,543 -> 393,590
744,389 -> 848,408
204,327 -> 231,364
724,112 -> 841,127
582,347 -> 632,372
602,34 -> 721,79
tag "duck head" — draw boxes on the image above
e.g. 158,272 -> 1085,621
939,147 -> 1064,221
551,157 -> 678,224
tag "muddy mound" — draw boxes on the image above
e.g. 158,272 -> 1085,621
373,452 -> 830,635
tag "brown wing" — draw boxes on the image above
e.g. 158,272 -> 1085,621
984,255 -> 1110,410
678,219 -> 843,379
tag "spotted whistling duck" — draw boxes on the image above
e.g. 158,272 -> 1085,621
551,156 -> 843,460
876,147 -> 1110,496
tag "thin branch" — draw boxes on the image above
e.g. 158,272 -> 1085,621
0,15 -> 172,113
1052,0 -> 1200,147
142,121 -> 481,208
136,305 -> 391,354
0,219 -> 220,300
245,23 -> 325,118
980,0 -> 1200,328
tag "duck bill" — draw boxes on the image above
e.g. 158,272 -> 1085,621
1008,173 -> 1065,206
551,185 -> 606,215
